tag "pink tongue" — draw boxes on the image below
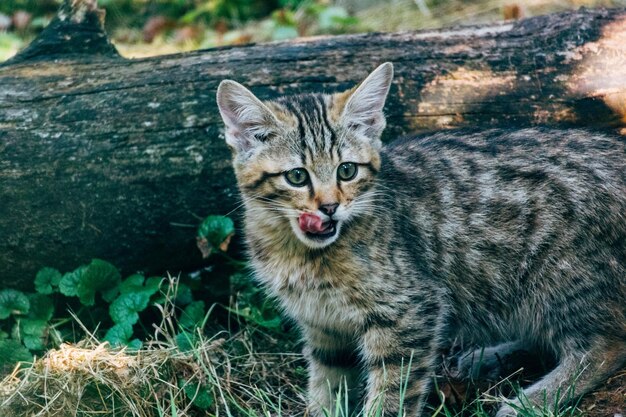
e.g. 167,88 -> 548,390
299,213 -> 325,233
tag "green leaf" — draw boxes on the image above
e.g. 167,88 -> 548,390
78,259 -> 121,305
126,339 -> 143,350
27,294 -> 54,321
0,339 -> 33,369
60,260 -> 121,306
318,6 -> 349,30
0,33 -> 23,62
179,1 -> 217,24
119,274 -> 161,296
179,301 -> 205,330
109,274 -> 161,325
227,272 -> 282,330
254,316 -> 283,330
118,274 -> 146,293
225,305 -> 283,330
174,283 -> 193,306
0,289 -> 30,319
229,272 -> 249,288
175,331 -> 197,352
23,335 -> 43,351
180,379 -> 213,410
271,25 -> 299,41
104,322 -> 133,347
19,319 -> 48,351
144,277 -> 163,294
197,215 -> 235,253
34,267 -> 62,295
101,286 -> 119,304
109,292 -> 151,325
59,266 -> 86,297
30,16 -> 52,30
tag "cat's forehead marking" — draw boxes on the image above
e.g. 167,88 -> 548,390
310,161 -> 336,182
275,93 -> 340,164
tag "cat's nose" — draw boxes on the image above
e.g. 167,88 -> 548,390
319,203 -> 339,216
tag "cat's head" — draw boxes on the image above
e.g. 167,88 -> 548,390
217,63 -> 393,249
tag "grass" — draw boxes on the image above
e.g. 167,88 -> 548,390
0,339 -> 620,417
1,276 -> 616,417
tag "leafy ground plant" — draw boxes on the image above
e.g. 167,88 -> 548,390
0,258 -> 149,371
0,215 -> 251,370
0,272 -> 306,417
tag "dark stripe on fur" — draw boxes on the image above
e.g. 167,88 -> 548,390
319,96 -> 337,151
244,171 -> 283,191
359,162 -> 379,175
280,99 -> 308,164
310,347 -> 361,369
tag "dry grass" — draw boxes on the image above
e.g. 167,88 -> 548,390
0,278 -> 307,417
0,330 -> 306,417
2,341 -> 189,417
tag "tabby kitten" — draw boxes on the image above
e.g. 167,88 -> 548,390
216,63 -> 626,417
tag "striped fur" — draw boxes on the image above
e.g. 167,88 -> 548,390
216,63 -> 626,417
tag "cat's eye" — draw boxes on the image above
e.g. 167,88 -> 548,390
337,162 -> 358,181
285,168 -> 309,187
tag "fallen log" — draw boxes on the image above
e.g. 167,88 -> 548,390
2,0 -> 626,289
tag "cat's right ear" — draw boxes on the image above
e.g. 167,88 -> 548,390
216,80 -> 279,154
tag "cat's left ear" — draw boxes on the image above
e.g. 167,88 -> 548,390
339,62 -> 394,140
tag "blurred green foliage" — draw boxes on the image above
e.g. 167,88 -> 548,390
0,0 -> 359,59
0,0 -> 59,17
0,0 -> 309,28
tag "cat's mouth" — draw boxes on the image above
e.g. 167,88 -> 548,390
305,220 -> 338,240
299,213 -> 338,240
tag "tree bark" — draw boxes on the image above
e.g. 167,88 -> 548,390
2,1 -> 626,289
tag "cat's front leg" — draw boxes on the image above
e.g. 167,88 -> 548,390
360,304 -> 444,417
304,326 -> 361,417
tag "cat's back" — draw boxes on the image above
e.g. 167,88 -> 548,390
381,127 -> 626,201
379,127 -> 626,252
385,126 -> 624,169
379,127 -> 626,341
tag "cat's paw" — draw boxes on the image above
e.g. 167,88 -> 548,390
456,341 -> 526,381
456,348 -> 502,381
495,404 -> 519,417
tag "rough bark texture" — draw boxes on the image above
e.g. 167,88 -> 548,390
2,1 -> 626,289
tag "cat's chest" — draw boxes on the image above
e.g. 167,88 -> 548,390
253,254 -> 371,332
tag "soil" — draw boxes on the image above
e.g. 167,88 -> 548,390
580,370 -> 625,417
